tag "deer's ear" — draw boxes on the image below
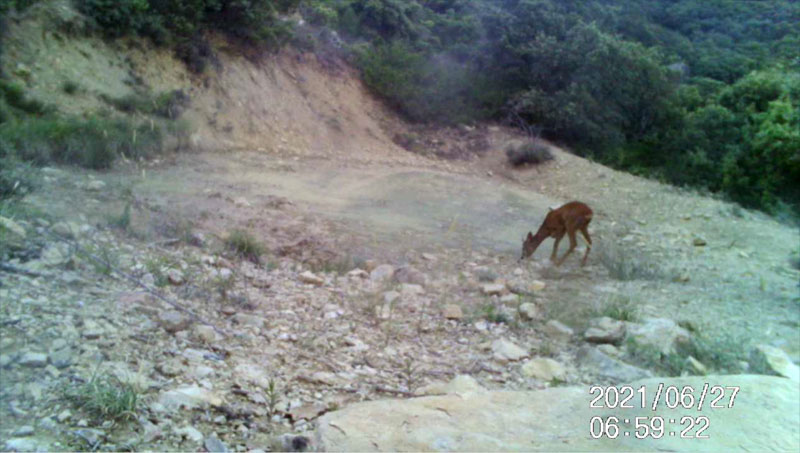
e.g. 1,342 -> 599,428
527,231 -> 534,239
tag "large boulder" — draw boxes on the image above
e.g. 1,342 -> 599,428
584,317 -> 626,344
626,317 -> 690,354
316,375 -> 799,452
576,345 -> 652,383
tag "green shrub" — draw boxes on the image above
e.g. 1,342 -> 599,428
626,330 -> 749,376
102,89 -> 189,118
76,0 -> 299,71
62,372 -> 140,423
0,156 -> 38,201
505,142 -> 553,167
0,79 -> 51,116
225,229 -> 265,263
0,115 -> 164,169
62,80 -> 80,95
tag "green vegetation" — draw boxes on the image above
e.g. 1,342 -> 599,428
626,331 -> 749,376
63,372 -> 140,423
1,76 -> 175,170
598,296 -> 638,322
299,0 -> 800,215
0,115 -> 164,169
75,0 -> 299,71
225,229 -> 265,263
7,1 -> 798,214
101,89 -> 189,119
481,303 -> 511,324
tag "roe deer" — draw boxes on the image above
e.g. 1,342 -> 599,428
520,201 -> 593,266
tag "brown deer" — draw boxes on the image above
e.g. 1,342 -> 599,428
520,201 -> 593,266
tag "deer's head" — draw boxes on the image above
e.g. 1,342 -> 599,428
520,231 -> 545,260
520,210 -> 557,260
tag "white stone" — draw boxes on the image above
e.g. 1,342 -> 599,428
521,358 -> 566,381
544,320 -> 574,341
518,303 -> 538,320
491,339 -> 529,363
299,271 -> 324,286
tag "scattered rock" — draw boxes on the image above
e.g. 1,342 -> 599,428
57,410 -> 72,423
441,304 -> 463,320
395,266 -> 428,286
270,434 -> 311,452
529,280 -> 546,291
85,180 -> 106,191
376,303 -> 392,320
204,434 -> 228,453
493,289 -> 515,302
686,356 -> 707,375
584,317 -> 626,344
544,320 -> 574,341
521,358 -> 566,381
4,438 -> 38,452
176,425 -> 204,443
0,216 -> 26,238
157,385 -> 223,411
416,375 -> 486,396
18,352 -> 48,368
626,317 -> 690,354
370,264 -> 395,283
399,283 -> 424,296
51,221 -> 80,239
232,313 -> 266,329
167,269 -> 184,285
382,291 -> 400,304
347,269 -> 368,279
160,310 -> 190,333
40,243 -> 70,267
233,197 -> 251,207
421,253 -> 437,262
596,344 -> 621,357
13,426 -> 34,437
750,345 -> 800,381
301,371 -> 343,386
343,336 -> 368,352
299,271 -> 324,286
194,325 -> 219,343
576,346 -> 652,383
692,237 -> 707,246
481,283 -> 506,296
491,338 -> 529,363
474,266 -> 498,282
518,302 -> 538,320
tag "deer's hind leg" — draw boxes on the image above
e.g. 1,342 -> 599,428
579,224 -> 592,266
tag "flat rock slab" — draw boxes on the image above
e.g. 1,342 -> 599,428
316,375 -> 799,452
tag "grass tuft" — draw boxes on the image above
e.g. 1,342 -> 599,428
63,373 -> 140,423
225,229 -> 265,263
506,142 -> 553,167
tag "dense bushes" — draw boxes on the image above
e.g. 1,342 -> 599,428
0,115 -> 165,169
1,77 -> 169,170
75,0 -> 300,70
301,0 -> 799,214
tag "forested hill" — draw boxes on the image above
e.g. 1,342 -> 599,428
2,0 -> 798,215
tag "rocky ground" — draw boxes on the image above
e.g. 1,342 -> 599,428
1,145 -> 798,451
1,3 -> 798,450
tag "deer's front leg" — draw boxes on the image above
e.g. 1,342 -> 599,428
550,233 -> 564,262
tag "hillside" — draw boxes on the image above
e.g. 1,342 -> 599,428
1,2 -> 799,452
